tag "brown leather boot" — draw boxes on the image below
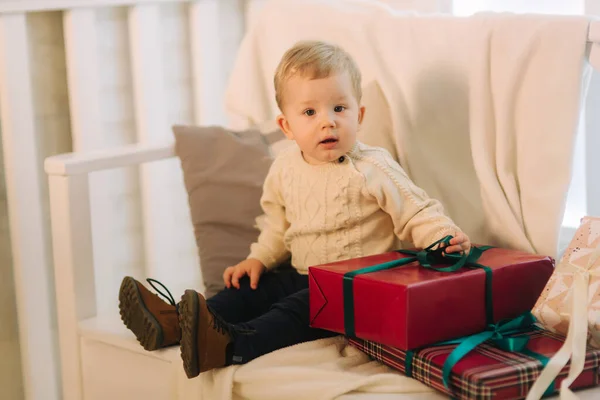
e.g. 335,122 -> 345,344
178,289 -> 233,378
119,276 -> 181,351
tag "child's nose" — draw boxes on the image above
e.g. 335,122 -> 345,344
320,112 -> 336,129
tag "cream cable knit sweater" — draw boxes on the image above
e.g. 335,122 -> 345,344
248,141 -> 461,274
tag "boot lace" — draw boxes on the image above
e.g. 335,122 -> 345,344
146,278 -> 178,312
207,305 -> 256,339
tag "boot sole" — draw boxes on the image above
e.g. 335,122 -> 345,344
118,277 -> 163,351
179,290 -> 205,378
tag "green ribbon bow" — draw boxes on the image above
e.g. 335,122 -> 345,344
405,311 -> 553,396
342,236 -> 494,338
440,312 -> 539,387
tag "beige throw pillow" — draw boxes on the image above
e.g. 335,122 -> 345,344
172,125 -> 278,297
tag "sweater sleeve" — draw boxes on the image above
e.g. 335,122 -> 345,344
359,149 -> 462,249
247,159 -> 291,269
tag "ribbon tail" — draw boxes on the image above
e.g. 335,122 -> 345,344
525,272 -> 589,400
559,242 -> 600,398
560,389 -> 581,400
559,271 -> 589,400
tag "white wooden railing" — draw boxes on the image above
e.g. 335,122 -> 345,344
0,1 -> 260,399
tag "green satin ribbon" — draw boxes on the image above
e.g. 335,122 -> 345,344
435,312 -> 554,395
440,312 -> 536,387
343,236 -> 494,338
405,350 -> 415,378
404,314 -> 554,396
522,350 -> 554,397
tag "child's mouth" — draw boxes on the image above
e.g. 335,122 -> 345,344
320,138 -> 338,144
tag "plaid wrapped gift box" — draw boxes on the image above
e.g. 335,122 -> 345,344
349,328 -> 600,400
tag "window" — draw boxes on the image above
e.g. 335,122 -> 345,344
453,0 -> 584,16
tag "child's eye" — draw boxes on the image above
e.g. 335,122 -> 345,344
304,109 -> 315,116
334,106 -> 345,112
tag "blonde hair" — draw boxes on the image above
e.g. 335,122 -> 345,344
274,40 -> 362,110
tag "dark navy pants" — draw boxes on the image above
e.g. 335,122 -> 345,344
205,265 -> 337,365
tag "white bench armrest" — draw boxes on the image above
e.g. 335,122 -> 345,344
45,142 -> 176,176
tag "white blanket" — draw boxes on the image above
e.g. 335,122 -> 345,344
197,336 -> 434,400
225,0 -> 591,258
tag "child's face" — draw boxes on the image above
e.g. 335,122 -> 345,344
276,72 -> 365,165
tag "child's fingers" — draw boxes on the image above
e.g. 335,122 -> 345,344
250,268 -> 261,290
444,244 -> 465,254
231,269 -> 246,289
449,234 -> 465,245
223,266 -> 234,288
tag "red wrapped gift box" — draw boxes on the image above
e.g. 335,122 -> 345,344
349,328 -> 600,400
309,246 -> 553,350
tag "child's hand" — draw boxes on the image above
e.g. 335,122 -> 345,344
223,259 -> 266,290
443,232 -> 471,255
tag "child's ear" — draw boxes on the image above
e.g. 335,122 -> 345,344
277,114 -> 295,140
358,106 -> 366,125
